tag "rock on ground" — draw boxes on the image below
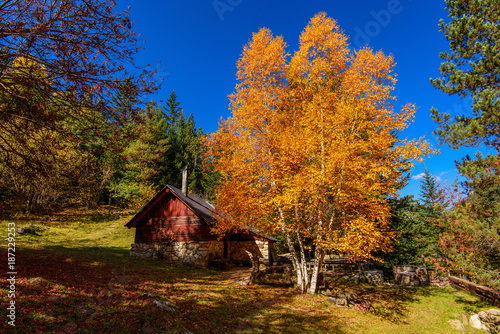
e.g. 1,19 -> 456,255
154,300 -> 178,313
470,314 -> 483,330
478,309 -> 500,333
448,319 -> 465,332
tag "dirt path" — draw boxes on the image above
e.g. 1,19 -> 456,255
218,266 -> 253,285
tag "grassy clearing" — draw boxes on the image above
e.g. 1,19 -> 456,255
0,207 -> 493,333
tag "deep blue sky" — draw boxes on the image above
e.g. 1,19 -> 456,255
120,0 -> 487,199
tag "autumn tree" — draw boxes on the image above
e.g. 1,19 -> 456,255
206,13 -> 433,294
434,184 -> 500,288
0,57 -> 74,211
0,0 -> 158,177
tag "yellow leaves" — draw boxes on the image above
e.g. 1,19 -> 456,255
12,56 -> 47,74
8,57 -> 50,85
236,28 -> 288,90
290,12 -> 349,81
206,12 -> 435,260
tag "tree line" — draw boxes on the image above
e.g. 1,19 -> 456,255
1,80 -> 215,211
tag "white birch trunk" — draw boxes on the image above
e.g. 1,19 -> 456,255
296,230 -> 309,292
281,226 -> 302,290
277,206 -> 303,291
308,247 -> 326,294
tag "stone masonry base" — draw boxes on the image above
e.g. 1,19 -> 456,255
130,240 -> 274,267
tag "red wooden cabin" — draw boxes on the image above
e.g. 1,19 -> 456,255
125,185 -> 276,267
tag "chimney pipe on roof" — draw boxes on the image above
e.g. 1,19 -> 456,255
182,166 -> 188,196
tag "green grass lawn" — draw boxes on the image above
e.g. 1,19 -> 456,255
0,207 -> 492,333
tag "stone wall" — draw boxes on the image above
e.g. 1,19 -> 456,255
130,240 -> 276,267
229,241 -> 262,264
229,240 -> 275,264
130,241 -> 224,267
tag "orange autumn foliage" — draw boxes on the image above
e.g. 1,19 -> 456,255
206,13 -> 434,293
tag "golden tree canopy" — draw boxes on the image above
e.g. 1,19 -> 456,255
206,13 -> 434,262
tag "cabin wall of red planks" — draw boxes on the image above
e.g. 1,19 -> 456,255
134,190 -> 217,243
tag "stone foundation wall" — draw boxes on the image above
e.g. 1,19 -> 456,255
131,240 -> 276,267
130,241 -> 224,267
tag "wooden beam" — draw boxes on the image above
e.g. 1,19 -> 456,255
449,276 -> 500,307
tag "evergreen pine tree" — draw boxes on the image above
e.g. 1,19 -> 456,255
110,101 -> 169,206
414,169 -> 443,259
419,168 -> 439,209
430,0 -> 499,151
158,92 -> 216,198
381,195 -> 422,268
458,153 -> 500,228
430,0 -> 499,229
165,90 -> 182,128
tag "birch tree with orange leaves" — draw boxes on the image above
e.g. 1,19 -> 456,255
206,13 -> 435,294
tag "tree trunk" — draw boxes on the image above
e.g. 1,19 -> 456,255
308,247 -> 326,294
280,225 -> 307,292
277,205 -> 305,292
296,231 -> 310,292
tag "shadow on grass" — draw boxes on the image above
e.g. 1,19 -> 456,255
1,246 -> 350,333
452,292 -> 492,313
175,273 -> 347,334
86,212 -> 118,224
325,275 -> 439,324
8,244 -> 457,333
369,286 -> 435,323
